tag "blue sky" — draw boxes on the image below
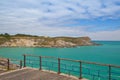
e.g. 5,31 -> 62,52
0,0 -> 120,40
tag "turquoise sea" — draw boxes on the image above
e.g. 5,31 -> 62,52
0,41 -> 120,65
0,41 -> 120,80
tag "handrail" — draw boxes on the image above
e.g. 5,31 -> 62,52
0,57 -> 22,70
23,54 -> 120,80
24,54 -> 120,68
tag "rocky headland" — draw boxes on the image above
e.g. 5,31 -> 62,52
0,34 -> 98,48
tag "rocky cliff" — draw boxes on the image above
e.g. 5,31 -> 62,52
0,36 -> 96,47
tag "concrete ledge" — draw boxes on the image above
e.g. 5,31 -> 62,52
0,67 -> 88,80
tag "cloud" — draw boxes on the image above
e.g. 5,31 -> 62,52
88,30 -> 120,41
0,0 -> 120,40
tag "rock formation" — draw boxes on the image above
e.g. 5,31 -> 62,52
0,35 -> 97,47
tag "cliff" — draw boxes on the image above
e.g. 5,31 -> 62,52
0,35 -> 96,47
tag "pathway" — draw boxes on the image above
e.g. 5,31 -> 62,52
0,68 -> 86,80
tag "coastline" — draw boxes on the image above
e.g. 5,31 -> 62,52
0,36 -> 98,48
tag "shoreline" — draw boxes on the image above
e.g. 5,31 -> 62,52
0,45 -> 100,48
0,36 -> 98,48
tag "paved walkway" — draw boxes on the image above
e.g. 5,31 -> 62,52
0,68 -> 86,80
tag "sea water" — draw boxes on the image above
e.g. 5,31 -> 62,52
0,41 -> 120,65
0,41 -> 120,80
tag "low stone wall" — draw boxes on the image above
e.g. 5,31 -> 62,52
0,57 -> 20,72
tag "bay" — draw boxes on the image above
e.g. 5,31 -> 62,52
0,41 -> 120,79
0,41 -> 120,65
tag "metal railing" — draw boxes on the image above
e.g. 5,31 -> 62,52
23,54 -> 120,80
0,57 -> 22,71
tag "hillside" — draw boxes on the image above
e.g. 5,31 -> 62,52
0,34 -> 97,47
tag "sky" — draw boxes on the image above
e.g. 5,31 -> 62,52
0,0 -> 120,40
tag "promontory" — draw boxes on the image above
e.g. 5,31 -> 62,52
0,34 -> 97,48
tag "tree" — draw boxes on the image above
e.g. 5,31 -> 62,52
4,33 -> 10,39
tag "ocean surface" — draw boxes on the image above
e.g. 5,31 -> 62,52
0,41 -> 120,65
0,41 -> 120,79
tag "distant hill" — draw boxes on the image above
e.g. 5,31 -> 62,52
0,33 -> 97,47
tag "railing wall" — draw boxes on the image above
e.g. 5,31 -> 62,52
0,57 -> 22,71
23,54 -> 120,80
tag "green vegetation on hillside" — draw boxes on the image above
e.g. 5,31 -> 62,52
0,33 -> 39,37
0,33 -> 11,44
0,33 -> 96,47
